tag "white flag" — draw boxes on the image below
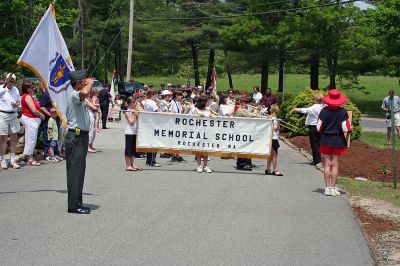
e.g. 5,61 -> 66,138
17,5 -> 74,123
110,70 -> 116,100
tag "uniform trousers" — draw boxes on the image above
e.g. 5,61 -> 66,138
236,158 -> 252,169
65,131 -> 89,209
20,115 -> 41,156
308,125 -> 321,165
146,152 -> 157,165
100,105 -> 108,129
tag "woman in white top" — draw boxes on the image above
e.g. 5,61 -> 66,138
218,94 -> 234,117
193,96 -> 213,173
265,104 -> 283,176
291,93 -> 324,166
123,96 -> 142,171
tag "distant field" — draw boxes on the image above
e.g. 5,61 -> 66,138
138,74 -> 399,116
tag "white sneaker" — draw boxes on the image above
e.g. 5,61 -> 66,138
203,166 -> 213,173
55,155 -> 64,161
45,156 -> 52,162
324,187 -> 332,196
50,157 -> 60,163
10,162 -> 20,169
1,161 -> 8,169
330,187 -> 341,196
197,166 -> 203,173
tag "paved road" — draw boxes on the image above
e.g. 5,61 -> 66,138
0,122 -> 373,265
361,117 -> 386,132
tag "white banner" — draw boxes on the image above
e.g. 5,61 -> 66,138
137,112 -> 273,158
17,5 -> 74,123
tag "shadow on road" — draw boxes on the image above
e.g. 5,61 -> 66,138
0,189 -> 94,196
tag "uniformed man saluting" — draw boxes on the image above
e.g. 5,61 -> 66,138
65,70 -> 93,214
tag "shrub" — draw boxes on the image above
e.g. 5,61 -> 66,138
283,89 -> 362,141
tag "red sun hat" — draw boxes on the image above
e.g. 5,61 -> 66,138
323,89 -> 348,107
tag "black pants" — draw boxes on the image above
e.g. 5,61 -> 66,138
308,125 -> 321,164
237,158 -> 252,169
65,131 -> 89,209
100,105 -> 108,129
146,152 -> 157,165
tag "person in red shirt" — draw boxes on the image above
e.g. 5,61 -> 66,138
20,81 -> 45,166
261,88 -> 279,113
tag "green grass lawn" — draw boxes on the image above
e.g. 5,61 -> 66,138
337,178 -> 400,207
137,74 -> 399,116
360,131 -> 400,149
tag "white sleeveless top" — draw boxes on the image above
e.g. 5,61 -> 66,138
124,113 -> 137,135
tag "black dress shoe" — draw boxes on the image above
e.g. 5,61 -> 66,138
78,205 -> 91,211
68,208 -> 91,214
237,165 -> 253,171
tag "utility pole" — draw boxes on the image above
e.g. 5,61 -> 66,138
391,101 -> 397,189
126,0 -> 134,82
78,0 -> 85,69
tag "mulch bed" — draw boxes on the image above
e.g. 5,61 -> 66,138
288,136 -> 400,182
353,207 -> 400,236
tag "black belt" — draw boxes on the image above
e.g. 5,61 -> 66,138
0,110 -> 16,114
68,128 -> 89,134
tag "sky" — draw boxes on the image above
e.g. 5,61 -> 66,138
354,1 -> 375,10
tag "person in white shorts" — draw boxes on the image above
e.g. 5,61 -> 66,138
382,89 -> 400,145
0,73 -> 21,169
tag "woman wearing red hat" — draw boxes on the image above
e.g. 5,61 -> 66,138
317,89 -> 351,196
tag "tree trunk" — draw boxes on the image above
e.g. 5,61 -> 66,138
117,35 -> 125,82
310,52 -> 319,90
224,50 -> 233,89
261,59 -> 269,94
190,41 -> 200,87
104,49 -> 109,84
326,53 -> 336,89
205,48 -> 215,90
278,47 -> 285,92
78,0 -> 85,69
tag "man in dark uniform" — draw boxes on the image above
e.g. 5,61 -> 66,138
65,70 -> 93,214
98,84 -> 113,129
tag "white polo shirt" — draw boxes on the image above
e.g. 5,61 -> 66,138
0,85 -> 21,112
298,104 -> 324,126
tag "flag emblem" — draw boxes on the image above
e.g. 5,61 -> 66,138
49,53 -> 72,94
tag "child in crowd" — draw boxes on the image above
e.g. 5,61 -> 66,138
265,104 -> 283,176
47,108 -> 60,163
142,89 -> 160,167
193,96 -> 213,173
86,90 -> 100,153
122,97 -> 143,171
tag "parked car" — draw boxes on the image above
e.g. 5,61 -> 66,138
92,79 -> 103,92
118,81 -> 144,99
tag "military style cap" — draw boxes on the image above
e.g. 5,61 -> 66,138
68,69 -> 88,82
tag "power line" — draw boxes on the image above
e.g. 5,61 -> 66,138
136,0 -> 294,18
90,18 -> 130,75
87,0 -> 120,70
133,0 -> 359,21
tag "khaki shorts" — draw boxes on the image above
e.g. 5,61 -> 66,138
386,112 -> 400,128
0,112 -> 20,135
